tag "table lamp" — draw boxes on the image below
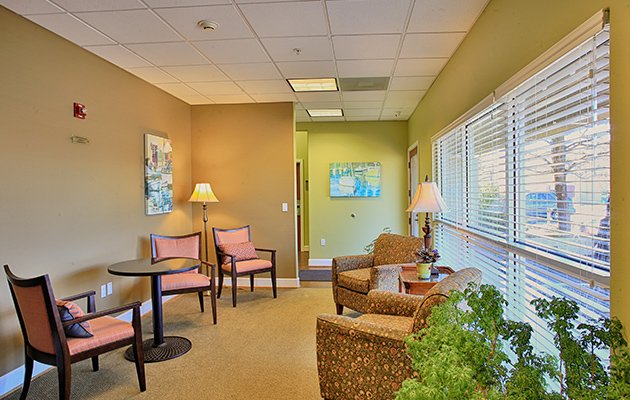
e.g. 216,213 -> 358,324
189,183 -> 219,263
406,176 -> 448,249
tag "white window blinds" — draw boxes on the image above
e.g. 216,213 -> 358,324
433,25 -> 610,357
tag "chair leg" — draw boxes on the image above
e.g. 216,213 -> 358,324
231,279 -> 237,307
210,266 -> 217,324
57,360 -> 71,400
250,274 -> 254,292
217,269 -> 224,299
336,304 -> 344,315
198,291 -> 205,312
271,267 -> 277,299
19,353 -> 33,400
91,356 -> 99,372
132,335 -> 146,392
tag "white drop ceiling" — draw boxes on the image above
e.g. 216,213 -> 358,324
1,0 -> 488,122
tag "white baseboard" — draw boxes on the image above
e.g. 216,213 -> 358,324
218,277 -> 300,288
309,258 -> 332,267
0,295 -> 175,397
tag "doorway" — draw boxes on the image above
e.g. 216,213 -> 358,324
408,143 -> 419,237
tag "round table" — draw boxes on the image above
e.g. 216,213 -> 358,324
108,258 -> 200,363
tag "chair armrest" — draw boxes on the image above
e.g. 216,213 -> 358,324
216,251 -> 233,261
366,290 -> 422,317
332,254 -> 374,274
60,290 -> 96,313
255,248 -> 276,254
371,264 -> 407,292
62,301 -> 141,326
316,314 -> 414,400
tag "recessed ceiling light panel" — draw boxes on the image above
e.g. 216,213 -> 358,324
287,78 -> 338,92
307,109 -> 344,117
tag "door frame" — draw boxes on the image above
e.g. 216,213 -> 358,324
296,159 -> 306,252
407,142 -> 419,236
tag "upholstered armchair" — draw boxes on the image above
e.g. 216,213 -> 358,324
333,233 -> 424,314
317,268 -> 482,400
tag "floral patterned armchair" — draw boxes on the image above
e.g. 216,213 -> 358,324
317,268 -> 482,400
332,233 -> 424,314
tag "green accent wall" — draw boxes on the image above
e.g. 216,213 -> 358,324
297,121 -> 408,260
408,0 -> 629,333
295,130 -> 309,248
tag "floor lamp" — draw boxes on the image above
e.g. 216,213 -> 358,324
406,176 -> 448,250
189,183 -> 219,267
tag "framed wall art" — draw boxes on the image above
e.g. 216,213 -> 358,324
144,133 -> 173,215
330,161 -> 381,197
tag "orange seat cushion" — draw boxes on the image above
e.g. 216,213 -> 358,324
67,316 -> 134,355
161,272 -> 210,291
221,259 -> 272,273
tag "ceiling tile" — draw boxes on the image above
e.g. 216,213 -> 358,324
251,93 -> 297,103
236,0 -> 300,3
146,0 -> 230,7
347,116 -> 379,121
276,61 -> 336,79
237,80 -> 291,94
262,37 -> 333,62
178,94 -> 214,105
381,107 -> 413,119
394,58 -> 448,76
76,10 -> 181,44
341,90 -> 386,101
27,13 -> 115,46
336,60 -> 394,77
161,65 -> 228,82
126,67 -> 179,83
342,101 -> 384,109
84,44 -> 151,68
0,0 -> 63,14
239,2 -> 327,37
194,39 -> 269,64
299,101 -> 343,109
332,35 -> 400,60
400,33 -> 466,58
296,92 -> 341,103
327,0 -> 411,35
389,76 -> 434,90
344,108 -> 382,117
51,0 -> 145,12
188,81 -> 244,95
384,90 -> 425,107
126,42 -> 207,66
218,63 -> 281,80
408,0 -> 487,32
156,82 -> 201,97
155,5 -> 253,41
295,109 -> 311,122
308,116 -> 345,122
207,94 -> 255,103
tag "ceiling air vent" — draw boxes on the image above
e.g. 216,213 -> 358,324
339,77 -> 390,91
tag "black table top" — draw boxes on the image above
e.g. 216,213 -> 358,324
108,258 -> 200,277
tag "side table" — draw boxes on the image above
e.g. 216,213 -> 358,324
399,265 -> 454,295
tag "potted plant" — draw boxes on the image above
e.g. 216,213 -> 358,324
414,247 -> 440,279
396,283 -> 630,399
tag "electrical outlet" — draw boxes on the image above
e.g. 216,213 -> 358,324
107,282 -> 113,295
100,284 -> 107,298
320,238 -> 326,246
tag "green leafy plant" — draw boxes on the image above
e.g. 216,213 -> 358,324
397,284 -> 629,400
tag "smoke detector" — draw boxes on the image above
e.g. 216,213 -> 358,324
197,20 -> 219,31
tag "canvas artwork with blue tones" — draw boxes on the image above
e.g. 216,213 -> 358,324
145,133 -> 173,215
330,162 -> 381,197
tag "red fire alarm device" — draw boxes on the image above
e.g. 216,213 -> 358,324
73,102 -> 87,119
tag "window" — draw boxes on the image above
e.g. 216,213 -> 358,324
433,24 -> 610,357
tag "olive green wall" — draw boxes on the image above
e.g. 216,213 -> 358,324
0,7 -> 192,376
297,122 -> 408,260
295,130 -> 310,248
191,103 -> 297,280
408,0 -> 629,332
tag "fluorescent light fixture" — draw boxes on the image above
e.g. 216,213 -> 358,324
287,78 -> 338,92
307,109 -> 344,117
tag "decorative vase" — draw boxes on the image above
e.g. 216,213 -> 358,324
416,262 -> 432,280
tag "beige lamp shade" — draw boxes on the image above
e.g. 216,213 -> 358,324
406,181 -> 448,213
189,183 -> 219,203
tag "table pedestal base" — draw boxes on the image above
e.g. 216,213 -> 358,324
124,336 -> 192,363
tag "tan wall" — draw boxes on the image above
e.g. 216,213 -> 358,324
298,122 -> 409,259
0,8 -> 193,375
191,103 -> 297,279
408,0 -> 630,333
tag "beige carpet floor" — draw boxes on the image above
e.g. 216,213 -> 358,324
3,285 -> 336,400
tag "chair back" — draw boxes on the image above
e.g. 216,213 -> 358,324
4,265 -> 65,356
411,267 -> 482,332
150,232 -> 202,270
372,233 -> 424,266
212,225 -> 252,264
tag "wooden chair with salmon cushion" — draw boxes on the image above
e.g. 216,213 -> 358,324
4,264 -> 145,400
212,225 -> 277,307
150,232 -> 217,324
